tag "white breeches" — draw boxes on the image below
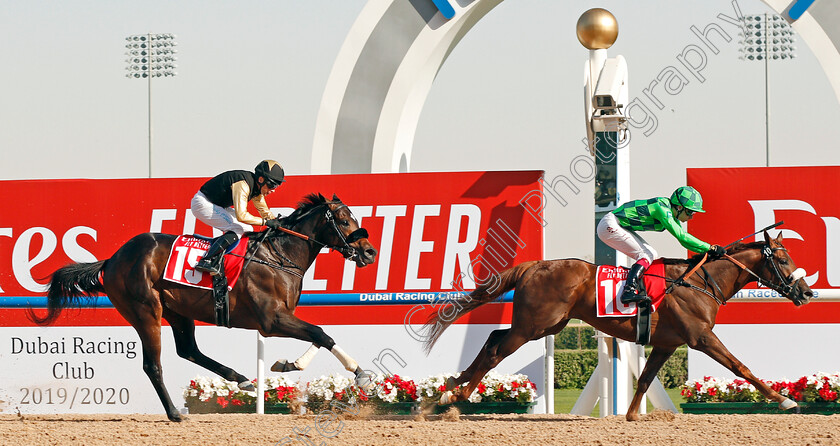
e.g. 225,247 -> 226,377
596,213 -> 658,264
190,191 -> 252,237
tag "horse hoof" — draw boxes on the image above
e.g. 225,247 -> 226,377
238,381 -> 256,392
439,391 -> 453,405
780,398 -> 798,410
168,413 -> 183,422
271,360 -> 297,372
444,376 -> 458,391
625,412 -> 640,422
355,372 -> 376,393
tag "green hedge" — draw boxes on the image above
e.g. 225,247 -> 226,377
554,347 -> 687,389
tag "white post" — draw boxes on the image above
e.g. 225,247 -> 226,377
256,333 -> 265,414
598,332 -> 610,417
545,335 -> 555,413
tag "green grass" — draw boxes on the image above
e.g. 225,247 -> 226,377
553,387 -> 684,415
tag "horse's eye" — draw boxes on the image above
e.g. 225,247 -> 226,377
341,220 -> 350,226
779,259 -> 789,266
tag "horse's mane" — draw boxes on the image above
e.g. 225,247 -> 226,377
282,193 -> 329,226
660,240 -> 765,265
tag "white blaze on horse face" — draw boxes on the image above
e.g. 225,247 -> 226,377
293,344 -> 320,371
330,345 -> 359,373
789,268 -> 806,282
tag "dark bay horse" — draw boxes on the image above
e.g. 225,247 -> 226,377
424,231 -> 813,421
29,193 -> 377,421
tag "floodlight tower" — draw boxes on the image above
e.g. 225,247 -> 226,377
738,14 -> 796,166
125,33 -> 178,178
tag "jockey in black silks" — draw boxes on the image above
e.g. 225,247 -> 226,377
190,160 -> 286,276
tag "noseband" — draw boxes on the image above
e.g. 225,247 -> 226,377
725,244 -> 805,298
323,206 -> 369,261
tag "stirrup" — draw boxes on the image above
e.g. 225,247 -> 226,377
195,256 -> 222,276
620,290 -> 649,305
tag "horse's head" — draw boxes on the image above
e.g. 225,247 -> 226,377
278,193 -> 377,267
320,195 -> 377,267
755,231 -> 813,306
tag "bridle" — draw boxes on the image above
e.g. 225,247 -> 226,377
663,243 -> 805,304
722,243 -> 806,299
234,201 -> 370,276
269,201 -> 368,261
322,205 -> 370,262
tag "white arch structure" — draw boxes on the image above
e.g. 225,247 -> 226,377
311,0 -> 840,175
305,0 -> 840,415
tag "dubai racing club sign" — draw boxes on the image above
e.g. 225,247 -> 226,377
0,171 -> 545,414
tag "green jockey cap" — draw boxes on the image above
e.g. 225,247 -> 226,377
670,186 -> 705,213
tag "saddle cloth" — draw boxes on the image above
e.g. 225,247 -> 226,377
596,259 -> 667,317
162,235 -> 249,291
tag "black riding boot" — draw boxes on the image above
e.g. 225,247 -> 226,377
620,263 -> 648,304
195,231 -> 238,276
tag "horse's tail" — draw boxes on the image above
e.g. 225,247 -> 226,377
27,260 -> 107,326
422,260 -> 538,354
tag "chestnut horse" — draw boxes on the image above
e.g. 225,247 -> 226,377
424,231 -> 813,421
29,193 -> 377,421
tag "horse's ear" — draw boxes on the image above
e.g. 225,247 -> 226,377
332,193 -> 340,202
763,230 -> 772,245
775,231 -> 784,243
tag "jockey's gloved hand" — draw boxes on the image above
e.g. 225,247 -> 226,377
265,218 -> 283,230
709,244 -> 726,258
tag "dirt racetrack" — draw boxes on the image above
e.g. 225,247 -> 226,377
1,411 -> 839,445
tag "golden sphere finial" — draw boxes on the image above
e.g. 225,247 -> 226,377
576,8 -> 619,50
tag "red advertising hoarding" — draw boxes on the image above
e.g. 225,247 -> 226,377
688,166 -> 840,323
0,171 -> 544,326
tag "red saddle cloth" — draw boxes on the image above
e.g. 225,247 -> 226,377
596,259 -> 667,317
163,235 -> 249,291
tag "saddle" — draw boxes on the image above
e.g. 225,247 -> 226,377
162,234 -> 251,327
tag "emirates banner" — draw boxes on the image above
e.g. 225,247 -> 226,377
0,171 -> 544,326
688,166 -> 840,323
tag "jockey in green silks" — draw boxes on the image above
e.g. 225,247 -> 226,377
596,186 -> 725,304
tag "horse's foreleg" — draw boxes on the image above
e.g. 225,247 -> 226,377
166,312 -> 254,391
443,328 -> 529,404
626,346 -> 675,421
689,331 -> 796,410
266,312 -> 374,391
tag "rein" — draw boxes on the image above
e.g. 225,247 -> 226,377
662,253 -> 726,305
231,201 -> 369,278
721,245 -> 802,297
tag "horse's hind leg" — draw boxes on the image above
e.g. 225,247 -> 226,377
112,298 -> 182,422
445,327 -> 530,403
625,346 -> 675,421
164,310 -> 254,391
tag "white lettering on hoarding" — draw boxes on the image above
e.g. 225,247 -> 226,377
822,217 -> 840,286
341,206 -> 373,290
12,227 -> 57,292
2,226 -> 98,293
149,209 -> 177,232
0,228 -> 11,292
303,247 -> 330,291
748,200 -> 820,285
61,226 -> 97,263
404,205 -> 440,290
440,204 -> 480,289
374,205 -> 406,290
